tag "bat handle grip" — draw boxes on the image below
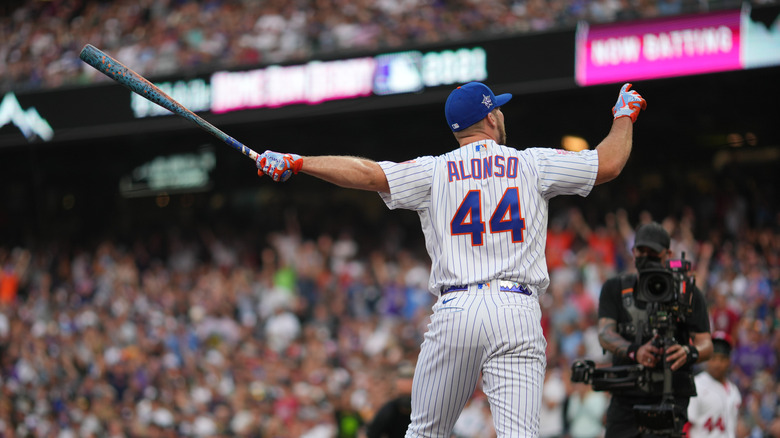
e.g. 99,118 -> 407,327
225,136 -> 259,161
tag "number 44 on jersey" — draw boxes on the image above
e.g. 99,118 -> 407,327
451,188 -> 526,246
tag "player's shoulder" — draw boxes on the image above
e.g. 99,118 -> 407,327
506,145 -> 548,157
491,145 -> 550,164
524,146 -> 597,158
517,147 -> 599,175
387,155 -> 436,167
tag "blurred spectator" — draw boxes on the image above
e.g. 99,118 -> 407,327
0,248 -> 30,304
334,388 -> 364,438
732,319 -> 777,394
565,382 -> 609,438
366,361 -> 414,438
0,203 -> 777,436
540,364 -> 567,438
743,371 -> 778,436
1,0 -> 779,419
709,290 -> 741,341
577,311 -> 608,364
657,0 -> 684,15
546,213 -> 577,274
0,0 -> 758,93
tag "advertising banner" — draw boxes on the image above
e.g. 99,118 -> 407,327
576,10 -> 743,85
1,31 -> 573,148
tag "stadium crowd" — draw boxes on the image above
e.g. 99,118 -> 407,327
0,0 -> 752,93
2,0 -> 780,437
1,178 -> 779,437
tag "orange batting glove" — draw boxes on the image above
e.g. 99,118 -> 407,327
256,150 -> 303,182
612,83 -> 647,123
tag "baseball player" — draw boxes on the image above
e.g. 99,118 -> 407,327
686,331 -> 741,438
256,81 -> 647,437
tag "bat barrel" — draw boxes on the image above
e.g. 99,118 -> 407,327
78,44 -> 259,161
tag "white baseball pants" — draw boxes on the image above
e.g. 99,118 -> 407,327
406,282 -> 546,437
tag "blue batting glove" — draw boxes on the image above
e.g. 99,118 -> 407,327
256,150 -> 303,182
612,83 -> 647,123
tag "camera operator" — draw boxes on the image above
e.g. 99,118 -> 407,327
597,222 -> 713,438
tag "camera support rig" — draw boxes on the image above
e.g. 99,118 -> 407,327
633,301 -> 688,438
571,253 -> 697,438
572,350 -> 689,437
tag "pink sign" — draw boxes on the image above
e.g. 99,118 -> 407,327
576,10 -> 742,85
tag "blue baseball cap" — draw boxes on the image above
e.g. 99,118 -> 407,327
445,82 -> 512,132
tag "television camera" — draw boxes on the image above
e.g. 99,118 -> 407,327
571,254 -> 697,437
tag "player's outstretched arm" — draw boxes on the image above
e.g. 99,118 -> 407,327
593,83 -> 647,186
257,151 -> 390,193
299,155 -> 390,193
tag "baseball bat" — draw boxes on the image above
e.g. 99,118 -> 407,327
78,44 -> 259,161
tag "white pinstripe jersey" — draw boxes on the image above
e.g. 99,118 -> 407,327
378,139 -> 598,295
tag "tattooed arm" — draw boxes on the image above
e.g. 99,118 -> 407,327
598,317 -> 630,358
598,317 -> 662,366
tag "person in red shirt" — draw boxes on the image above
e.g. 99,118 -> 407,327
708,292 -> 740,342
546,215 -> 576,272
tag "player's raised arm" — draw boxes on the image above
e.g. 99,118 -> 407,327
298,155 -> 390,193
256,151 -> 390,193
594,83 -> 647,186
